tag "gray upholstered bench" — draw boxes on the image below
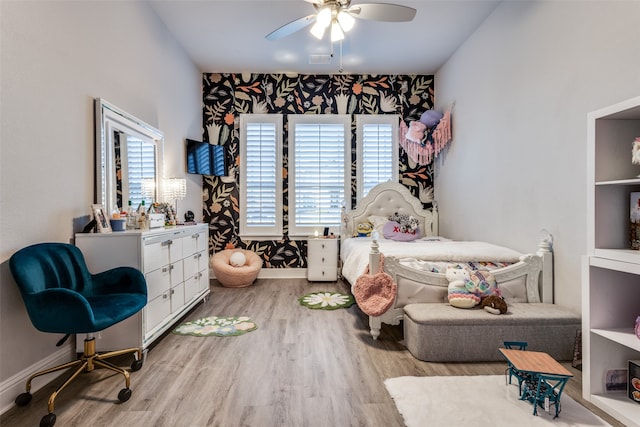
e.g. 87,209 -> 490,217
403,303 -> 580,362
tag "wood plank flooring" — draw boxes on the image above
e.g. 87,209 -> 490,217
1,278 -> 625,427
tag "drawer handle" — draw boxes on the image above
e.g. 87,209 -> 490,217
162,267 -> 169,273
192,233 -> 199,239
163,294 -> 169,300
322,244 -> 325,249
161,239 -> 173,246
193,254 -> 199,260
170,264 -> 175,271
322,257 -> 325,262
170,289 -> 175,295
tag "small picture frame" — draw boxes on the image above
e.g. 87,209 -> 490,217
91,204 -> 112,233
604,368 -> 628,393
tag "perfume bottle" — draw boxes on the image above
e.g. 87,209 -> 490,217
635,316 -> 640,340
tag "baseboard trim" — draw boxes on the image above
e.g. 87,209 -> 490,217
0,345 -> 72,415
210,267 -> 309,280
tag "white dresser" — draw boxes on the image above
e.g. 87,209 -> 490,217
75,224 -> 209,352
307,238 -> 338,281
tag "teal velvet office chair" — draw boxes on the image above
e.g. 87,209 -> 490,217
9,242 -> 148,427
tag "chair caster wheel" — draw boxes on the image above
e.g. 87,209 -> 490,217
15,392 -> 32,406
118,388 -> 132,402
40,413 -> 56,427
131,359 -> 143,371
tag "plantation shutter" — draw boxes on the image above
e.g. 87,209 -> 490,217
362,122 -> 394,196
292,119 -> 347,231
245,122 -> 277,227
239,114 -> 283,238
356,115 -> 399,200
126,136 -> 156,207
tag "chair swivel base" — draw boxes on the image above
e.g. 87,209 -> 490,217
14,336 -> 144,427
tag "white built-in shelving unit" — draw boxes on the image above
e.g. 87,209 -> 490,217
583,95 -> 640,426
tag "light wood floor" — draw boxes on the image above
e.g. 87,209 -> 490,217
1,278 -> 625,427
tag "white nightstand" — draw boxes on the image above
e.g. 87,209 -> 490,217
307,238 -> 338,281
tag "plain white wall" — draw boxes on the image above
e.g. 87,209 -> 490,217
0,0 -> 201,411
435,0 -> 640,312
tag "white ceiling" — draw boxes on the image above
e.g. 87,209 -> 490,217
148,0 -> 501,74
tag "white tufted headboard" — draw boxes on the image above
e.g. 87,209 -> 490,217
341,181 -> 438,238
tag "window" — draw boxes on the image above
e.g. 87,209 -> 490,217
239,114 -> 283,238
288,114 -> 351,237
356,115 -> 399,200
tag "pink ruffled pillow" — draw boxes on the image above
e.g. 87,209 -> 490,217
382,221 -> 420,241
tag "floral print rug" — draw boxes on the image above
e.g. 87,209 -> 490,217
299,291 -> 355,310
173,316 -> 257,337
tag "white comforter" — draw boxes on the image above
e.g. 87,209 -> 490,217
340,237 -> 524,285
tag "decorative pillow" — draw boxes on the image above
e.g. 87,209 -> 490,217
382,221 -> 420,242
368,215 -> 389,233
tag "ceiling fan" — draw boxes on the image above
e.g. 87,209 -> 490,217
265,0 -> 417,42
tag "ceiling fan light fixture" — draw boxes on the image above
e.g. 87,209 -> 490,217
330,21 -> 344,42
337,10 -> 355,32
310,21 -> 326,39
316,7 -> 332,27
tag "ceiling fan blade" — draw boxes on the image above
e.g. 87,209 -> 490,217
304,0 -> 324,4
348,3 -> 417,22
265,14 -> 316,40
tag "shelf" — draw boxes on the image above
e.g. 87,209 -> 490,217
590,393 -> 640,427
591,328 -> 640,352
591,252 -> 640,270
596,178 -> 640,186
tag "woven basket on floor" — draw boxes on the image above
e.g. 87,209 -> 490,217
211,249 -> 262,288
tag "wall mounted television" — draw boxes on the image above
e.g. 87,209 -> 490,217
186,139 -> 226,176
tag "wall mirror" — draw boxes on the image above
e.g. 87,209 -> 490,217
95,98 -> 164,215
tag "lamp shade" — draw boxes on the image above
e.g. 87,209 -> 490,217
163,178 -> 187,202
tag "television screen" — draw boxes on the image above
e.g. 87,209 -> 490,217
186,139 -> 226,176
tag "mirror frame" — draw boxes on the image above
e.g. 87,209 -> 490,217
95,98 -> 164,215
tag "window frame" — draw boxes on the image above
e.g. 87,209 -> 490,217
355,114 -> 399,201
288,114 -> 351,238
239,113 -> 284,239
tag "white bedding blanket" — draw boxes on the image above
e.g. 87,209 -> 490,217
340,237 -> 524,285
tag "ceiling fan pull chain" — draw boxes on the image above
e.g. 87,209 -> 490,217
339,39 -> 344,73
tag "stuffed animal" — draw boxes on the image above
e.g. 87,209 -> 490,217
357,222 -> 373,237
481,295 -> 508,315
405,120 -> 426,143
465,270 -> 498,299
389,213 -> 419,234
446,267 -> 479,308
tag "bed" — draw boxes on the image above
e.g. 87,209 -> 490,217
340,181 -> 554,340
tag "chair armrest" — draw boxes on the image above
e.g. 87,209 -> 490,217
27,289 -> 94,332
92,267 -> 147,297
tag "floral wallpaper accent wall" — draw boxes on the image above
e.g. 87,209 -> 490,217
202,73 -> 435,268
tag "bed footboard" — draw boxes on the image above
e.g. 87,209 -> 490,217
364,234 -> 554,340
